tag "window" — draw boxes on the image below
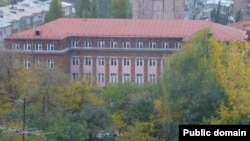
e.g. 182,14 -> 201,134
110,41 -> 117,48
110,73 -> 118,84
136,41 -> 143,48
72,73 -> 79,81
12,43 -> 20,50
85,73 -> 92,80
12,58 -> 20,68
123,42 -> 130,48
47,59 -> 54,69
85,41 -> 92,48
24,59 -> 31,69
175,42 -> 182,49
98,73 -> 105,83
136,57 -> 143,66
85,57 -> 92,65
150,42 -> 157,48
98,57 -> 105,66
136,74 -> 143,84
47,43 -> 54,51
149,58 -> 156,67
162,42 -> 169,48
24,43 -> 31,51
35,43 -> 43,51
71,40 -> 79,48
72,57 -> 79,65
34,59 -> 41,68
110,58 -> 117,66
123,74 -> 130,83
149,74 -> 156,82
97,41 -> 105,48
123,58 -> 130,66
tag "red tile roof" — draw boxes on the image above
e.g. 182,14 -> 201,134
6,18 -> 247,41
229,19 -> 250,31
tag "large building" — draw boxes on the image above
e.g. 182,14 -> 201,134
4,18 -> 246,87
233,0 -> 250,20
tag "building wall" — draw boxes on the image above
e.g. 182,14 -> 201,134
5,36 -> 182,87
233,0 -> 250,20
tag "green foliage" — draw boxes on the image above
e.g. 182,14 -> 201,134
235,10 -> 243,22
210,1 -> 231,25
44,0 -> 63,22
111,0 -> 131,18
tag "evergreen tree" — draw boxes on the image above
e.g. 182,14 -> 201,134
44,0 -> 63,23
111,0 -> 131,18
210,1 -> 230,25
235,10 -> 243,22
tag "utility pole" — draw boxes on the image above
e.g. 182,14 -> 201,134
23,98 -> 26,141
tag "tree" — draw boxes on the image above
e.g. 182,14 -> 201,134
210,1 -> 231,25
235,10 -> 243,22
75,0 -> 92,18
111,0 -> 131,18
44,0 -> 63,22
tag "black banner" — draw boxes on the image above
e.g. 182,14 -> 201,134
179,125 -> 250,140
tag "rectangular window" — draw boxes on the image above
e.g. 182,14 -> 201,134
98,73 -> 105,83
136,41 -> 143,48
136,57 -> 143,66
24,43 -> 31,51
97,41 -> 105,48
35,59 -> 41,68
71,40 -> 79,48
72,57 -> 79,65
123,41 -> 130,48
110,73 -> 118,84
85,73 -> 92,80
149,58 -> 156,67
110,58 -> 117,66
136,74 -> 143,84
149,74 -> 156,82
85,41 -> 92,48
123,73 -> 130,83
12,58 -> 20,68
162,42 -> 169,48
85,57 -> 92,66
150,42 -> 157,48
72,72 -> 79,81
110,41 -> 117,48
98,57 -> 105,66
24,59 -> 31,69
175,42 -> 182,49
47,43 -> 54,51
35,43 -> 43,51
123,58 -> 130,66
12,43 -> 20,50
47,59 -> 54,69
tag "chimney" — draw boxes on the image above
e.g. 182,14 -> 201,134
35,30 -> 40,36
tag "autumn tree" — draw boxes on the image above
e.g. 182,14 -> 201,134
44,0 -> 63,22
111,0 -> 131,18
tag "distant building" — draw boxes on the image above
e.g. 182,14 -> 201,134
233,0 -> 250,20
4,18 -> 246,87
0,21 -> 11,48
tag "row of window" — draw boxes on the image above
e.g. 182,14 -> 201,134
72,57 -> 157,67
12,58 -> 54,69
71,40 -> 182,49
12,43 -> 54,51
72,72 -> 156,84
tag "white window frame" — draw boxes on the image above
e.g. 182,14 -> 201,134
34,59 -> 42,68
72,57 -> 79,66
12,43 -> 20,50
85,57 -> 92,66
150,42 -> 157,48
136,57 -> 143,66
123,73 -> 130,83
24,59 -> 31,69
98,57 -> 105,66
110,41 -> 117,48
149,74 -> 156,82
12,58 -> 20,68
162,42 -> 169,48
47,59 -> 54,69
110,58 -> 118,66
175,42 -> 182,49
149,58 -> 156,67
71,40 -> 79,48
110,73 -> 118,84
47,43 -> 54,51
35,43 -> 43,51
72,72 -> 79,81
97,41 -> 105,48
24,43 -> 31,51
123,41 -> 130,48
85,41 -> 92,48
136,41 -> 143,48
97,73 -> 105,83
136,74 -> 144,84
123,58 -> 130,66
